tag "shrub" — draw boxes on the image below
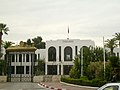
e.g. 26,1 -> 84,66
61,77 -> 107,87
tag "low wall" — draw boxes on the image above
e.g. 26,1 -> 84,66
52,75 -> 61,82
0,76 -> 7,82
33,75 -> 62,82
33,75 -> 44,82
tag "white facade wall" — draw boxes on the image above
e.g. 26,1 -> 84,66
35,49 -> 46,60
45,39 -> 95,75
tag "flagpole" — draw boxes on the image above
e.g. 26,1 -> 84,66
103,36 -> 106,79
67,26 -> 69,39
81,47 -> 83,77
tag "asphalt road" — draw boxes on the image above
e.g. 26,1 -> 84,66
0,82 -> 98,90
0,82 -> 47,90
42,82 -> 97,90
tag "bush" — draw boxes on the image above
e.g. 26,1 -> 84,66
61,77 -> 107,87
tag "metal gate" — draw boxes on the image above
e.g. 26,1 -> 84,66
6,53 -> 35,82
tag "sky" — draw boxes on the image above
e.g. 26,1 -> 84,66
0,0 -> 120,46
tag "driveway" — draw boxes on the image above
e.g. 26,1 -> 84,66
41,82 -> 98,90
0,82 -> 47,90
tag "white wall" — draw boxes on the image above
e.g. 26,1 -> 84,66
46,39 -> 95,62
35,49 -> 46,60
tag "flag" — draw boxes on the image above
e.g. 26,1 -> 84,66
68,27 -> 69,34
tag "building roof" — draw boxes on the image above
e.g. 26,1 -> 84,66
6,46 -> 37,52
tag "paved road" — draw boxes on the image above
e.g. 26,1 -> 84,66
42,82 -> 97,90
0,82 -> 98,90
0,82 -> 47,90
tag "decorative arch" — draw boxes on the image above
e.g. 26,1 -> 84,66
48,46 -> 56,61
64,46 -> 72,61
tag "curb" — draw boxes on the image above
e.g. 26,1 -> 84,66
60,81 -> 98,89
38,82 -> 67,90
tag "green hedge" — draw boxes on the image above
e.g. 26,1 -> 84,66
61,77 -> 107,87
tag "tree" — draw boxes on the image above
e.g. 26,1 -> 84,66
27,39 -> 32,46
3,41 -> 14,49
109,56 -> 120,69
69,56 -> 81,78
87,61 -> 104,80
32,36 -> 45,49
0,59 -> 6,75
35,59 -> 45,75
105,38 -> 117,56
0,23 -> 9,56
113,32 -> 120,47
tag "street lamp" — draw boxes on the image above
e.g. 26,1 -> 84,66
103,37 -> 106,79
81,47 -> 83,77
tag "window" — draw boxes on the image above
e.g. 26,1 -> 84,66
59,46 -> 61,61
66,54 -> 70,60
26,66 -> 29,74
63,65 -> 73,75
64,46 -> 72,61
11,66 -> 14,74
47,65 -> 57,75
16,66 -> 24,74
11,54 -> 15,62
75,46 -> 77,56
26,54 -> 29,62
48,47 -> 56,61
103,86 -> 119,90
19,54 -> 22,62
23,54 -> 25,62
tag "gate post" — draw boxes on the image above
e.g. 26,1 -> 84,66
7,53 -> 11,82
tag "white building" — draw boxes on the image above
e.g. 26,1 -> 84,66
6,46 -> 36,82
44,39 -> 95,75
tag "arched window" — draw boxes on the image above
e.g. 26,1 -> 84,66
64,46 -> 72,61
48,46 -> 56,61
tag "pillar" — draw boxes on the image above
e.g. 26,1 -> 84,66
57,64 -> 59,75
24,66 -> 26,74
45,63 -> 47,75
15,66 -> 16,74
61,64 -> 63,75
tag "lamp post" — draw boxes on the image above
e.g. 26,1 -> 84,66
81,47 -> 83,77
103,37 -> 106,79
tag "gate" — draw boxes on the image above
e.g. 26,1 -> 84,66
6,53 -> 35,82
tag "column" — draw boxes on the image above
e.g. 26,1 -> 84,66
25,54 -> 26,62
15,54 -> 16,62
29,53 -> 31,62
57,64 -> 59,75
14,54 -> 16,75
17,53 -> 19,62
45,63 -> 47,75
29,66 -> 31,75
61,64 -> 63,75
15,66 -> 16,74
24,66 -> 26,74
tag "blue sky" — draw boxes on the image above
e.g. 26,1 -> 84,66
0,0 -> 120,46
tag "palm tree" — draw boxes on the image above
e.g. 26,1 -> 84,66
0,23 -> 9,54
113,32 -> 120,47
105,38 -> 117,56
